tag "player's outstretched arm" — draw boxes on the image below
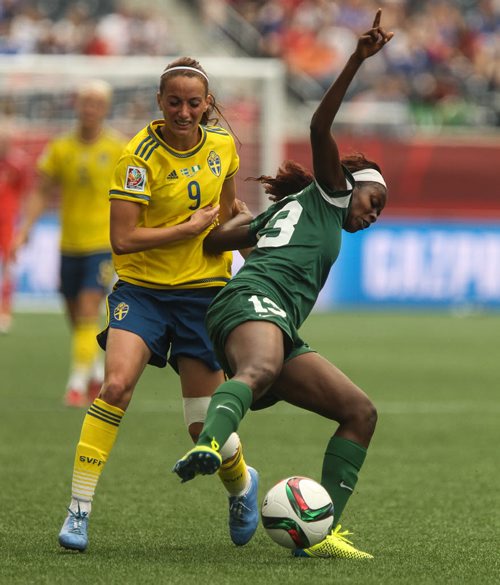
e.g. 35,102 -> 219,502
310,8 -> 393,192
204,199 -> 255,254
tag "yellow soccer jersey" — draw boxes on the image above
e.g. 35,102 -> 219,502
38,128 -> 126,254
109,120 -> 239,289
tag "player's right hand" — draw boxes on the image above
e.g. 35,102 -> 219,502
354,9 -> 394,61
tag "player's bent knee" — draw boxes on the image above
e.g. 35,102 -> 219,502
340,396 -> 377,438
364,400 -> 378,434
353,398 -> 377,439
100,376 -> 134,410
237,362 -> 280,397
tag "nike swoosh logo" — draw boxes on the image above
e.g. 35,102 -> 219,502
339,481 -> 354,492
216,405 -> 235,414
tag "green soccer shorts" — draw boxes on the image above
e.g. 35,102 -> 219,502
205,281 -> 315,409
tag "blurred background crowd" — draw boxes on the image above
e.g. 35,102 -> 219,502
194,0 -> 500,128
0,0 -> 498,129
0,0 -> 178,56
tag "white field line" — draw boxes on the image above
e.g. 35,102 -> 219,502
129,400 -> 500,415
5,400 -> 499,415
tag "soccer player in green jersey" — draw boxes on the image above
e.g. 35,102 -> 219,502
58,57 -> 258,552
174,10 -> 394,559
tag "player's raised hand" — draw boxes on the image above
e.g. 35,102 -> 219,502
354,8 -> 394,61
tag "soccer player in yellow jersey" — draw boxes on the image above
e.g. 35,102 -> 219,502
58,57 -> 258,552
13,80 -> 126,407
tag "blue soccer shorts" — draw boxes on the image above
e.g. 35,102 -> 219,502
60,251 -> 114,300
97,280 -> 223,372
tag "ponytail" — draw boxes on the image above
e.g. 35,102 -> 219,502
247,160 -> 314,202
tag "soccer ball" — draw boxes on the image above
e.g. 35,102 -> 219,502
261,476 -> 334,549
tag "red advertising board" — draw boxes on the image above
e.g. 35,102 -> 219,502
287,135 -> 500,220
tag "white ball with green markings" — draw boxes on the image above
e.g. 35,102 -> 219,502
261,476 -> 334,549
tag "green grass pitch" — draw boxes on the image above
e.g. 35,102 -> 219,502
1,310 -> 499,584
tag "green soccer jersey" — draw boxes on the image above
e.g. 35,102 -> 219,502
230,173 -> 354,328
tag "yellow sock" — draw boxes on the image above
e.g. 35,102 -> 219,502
72,320 -> 100,371
71,398 -> 124,502
218,443 -> 250,496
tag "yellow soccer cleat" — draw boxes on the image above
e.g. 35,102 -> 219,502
293,525 -> 374,559
173,445 -> 222,483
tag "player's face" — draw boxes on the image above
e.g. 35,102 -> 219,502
157,76 -> 210,149
75,92 -> 110,130
344,182 -> 386,233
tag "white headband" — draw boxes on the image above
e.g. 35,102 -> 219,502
162,66 -> 209,84
352,168 -> 386,188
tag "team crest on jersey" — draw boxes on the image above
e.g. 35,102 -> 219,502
125,166 -> 146,191
113,302 -> 129,321
180,165 -> 201,178
207,151 -> 221,177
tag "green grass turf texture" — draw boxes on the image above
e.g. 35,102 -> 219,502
1,310 -> 499,585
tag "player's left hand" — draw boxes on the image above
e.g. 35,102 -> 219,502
355,8 -> 394,61
232,198 -> 252,219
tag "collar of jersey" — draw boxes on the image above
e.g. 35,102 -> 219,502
148,121 -> 207,158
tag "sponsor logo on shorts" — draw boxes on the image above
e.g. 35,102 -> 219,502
207,151 -> 221,177
114,302 -> 129,321
125,166 -> 146,191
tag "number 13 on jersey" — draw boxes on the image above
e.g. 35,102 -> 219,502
248,295 -> 287,317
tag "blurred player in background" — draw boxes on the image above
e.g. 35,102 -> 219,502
174,10 -> 393,559
0,121 -> 29,334
58,58 -> 258,553
12,80 -> 126,407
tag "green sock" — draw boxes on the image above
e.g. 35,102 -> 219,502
197,380 -> 253,451
321,435 -> 367,527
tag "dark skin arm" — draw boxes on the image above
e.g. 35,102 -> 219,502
206,11 -> 393,255
310,9 -> 393,192
204,199 -> 255,254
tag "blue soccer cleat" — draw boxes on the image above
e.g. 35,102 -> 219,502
58,504 -> 89,552
173,445 -> 222,483
228,466 -> 259,546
